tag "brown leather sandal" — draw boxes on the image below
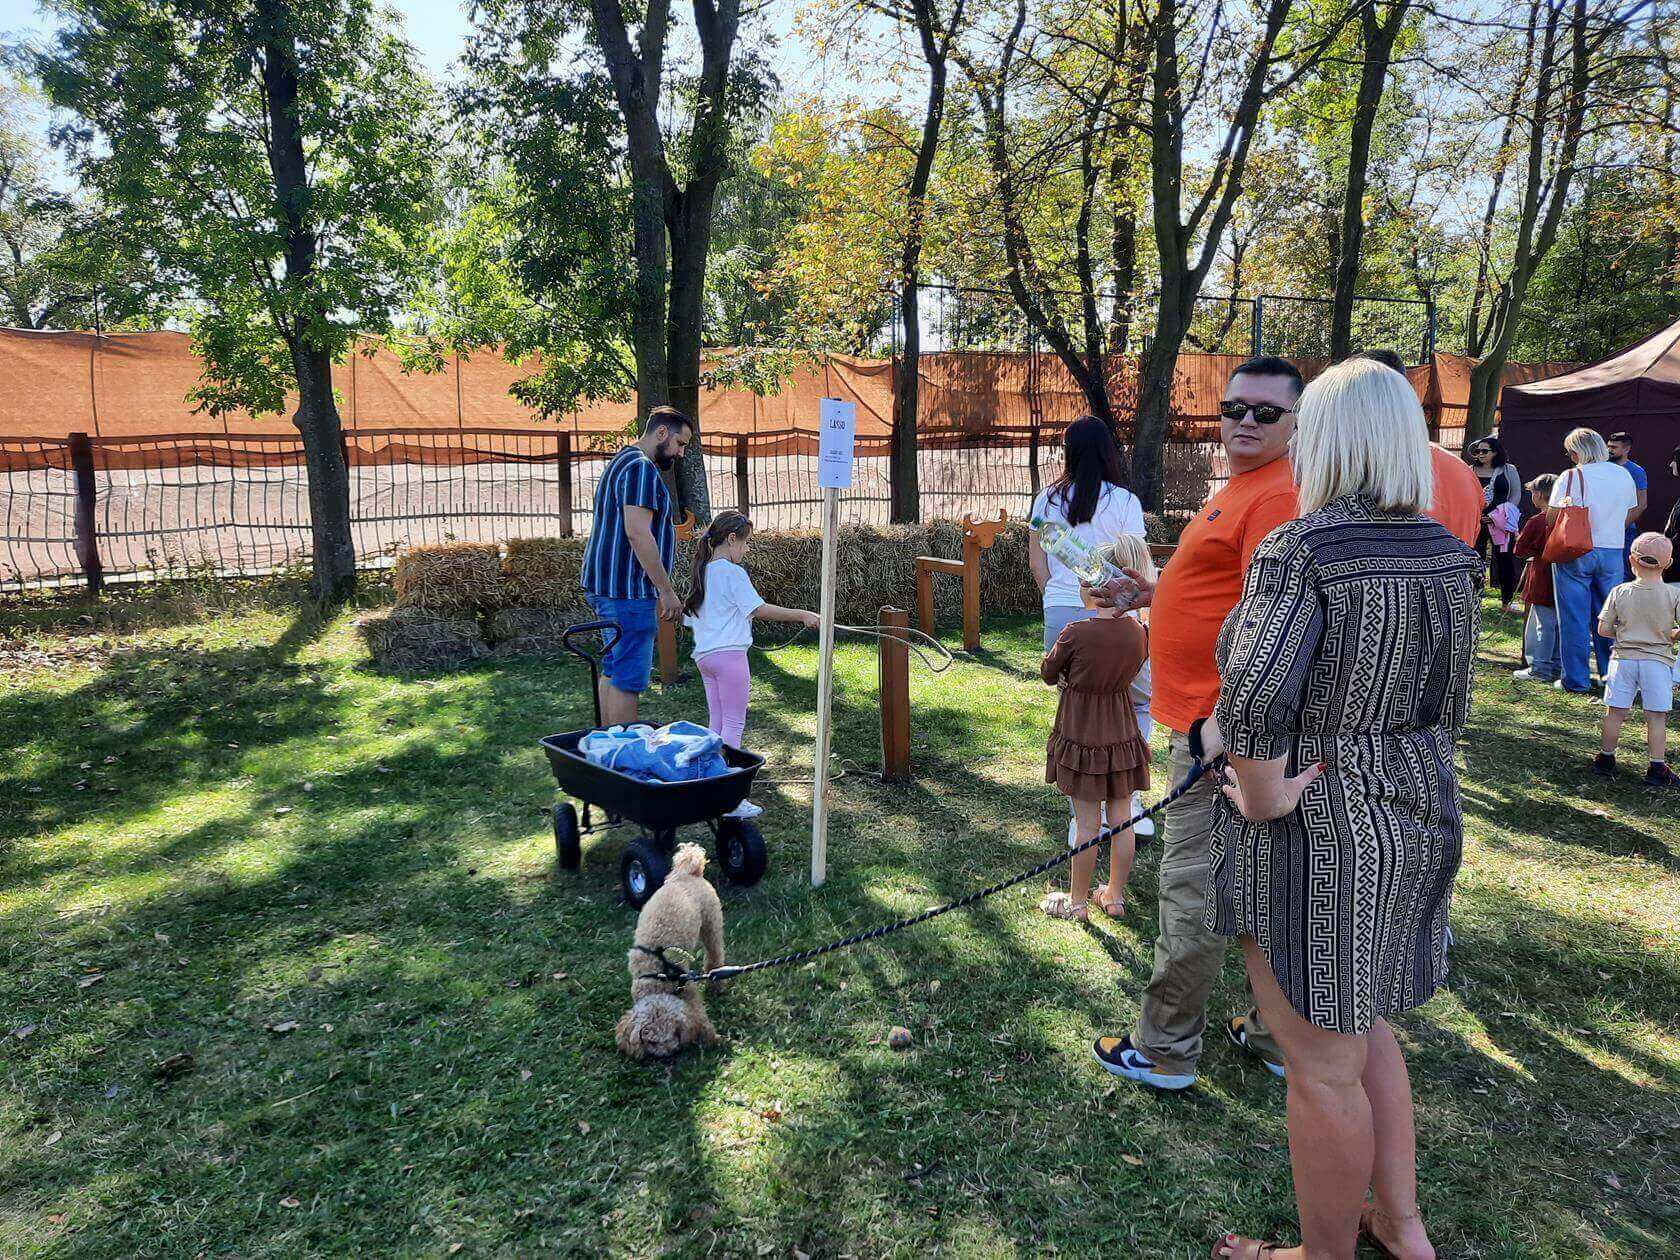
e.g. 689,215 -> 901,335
1209,1232 -> 1282,1259
1359,1207 -> 1425,1259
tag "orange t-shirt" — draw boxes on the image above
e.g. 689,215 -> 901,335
1429,445 -> 1483,546
1151,457 -> 1297,734
1151,449 -> 1482,733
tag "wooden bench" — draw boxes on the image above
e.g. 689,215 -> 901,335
915,511 -> 1009,652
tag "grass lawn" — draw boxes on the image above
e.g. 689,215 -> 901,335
2,580 -> 1678,1258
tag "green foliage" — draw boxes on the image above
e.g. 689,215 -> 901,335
34,0 -> 440,417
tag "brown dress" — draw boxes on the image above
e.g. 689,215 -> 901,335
1041,614 -> 1151,801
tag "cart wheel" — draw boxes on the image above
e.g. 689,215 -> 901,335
715,818 -> 768,887
620,839 -> 671,909
553,803 -> 581,871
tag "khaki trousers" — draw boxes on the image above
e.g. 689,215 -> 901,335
1131,731 -> 1281,1076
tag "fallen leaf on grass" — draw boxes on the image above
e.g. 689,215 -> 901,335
77,974 -> 104,989
47,1214 -> 65,1226
1606,1173 -> 1622,1190
12,1024 -> 36,1040
520,1068 -> 532,1081
43,1131 -> 62,1148
266,1021 -> 300,1035
153,1052 -> 194,1081
104,1084 -> 118,1099
1121,1154 -> 1142,1167
307,967 -> 323,982
448,1246 -> 463,1255
274,806 -> 292,816
278,1197 -> 300,1209
577,1121 -> 590,1135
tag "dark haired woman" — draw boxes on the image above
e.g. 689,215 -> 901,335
1469,436 -> 1522,612
1029,415 -> 1149,841
682,512 -> 819,818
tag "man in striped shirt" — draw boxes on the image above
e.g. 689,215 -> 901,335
580,406 -> 693,725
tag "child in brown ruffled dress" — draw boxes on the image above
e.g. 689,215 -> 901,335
1039,559 -> 1150,921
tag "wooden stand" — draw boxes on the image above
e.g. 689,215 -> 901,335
810,487 -> 841,887
915,511 -> 1008,651
656,512 -> 697,686
879,605 -> 910,782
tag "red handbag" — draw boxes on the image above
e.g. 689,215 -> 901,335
1542,468 -> 1594,565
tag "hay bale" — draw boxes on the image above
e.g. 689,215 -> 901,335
484,606 -> 579,656
501,537 -> 590,615
391,543 -> 503,614
356,606 -> 489,670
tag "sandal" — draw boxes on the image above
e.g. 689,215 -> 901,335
1359,1207 -> 1428,1260
1092,884 -> 1125,917
1038,892 -> 1089,921
1209,1234 -> 1281,1260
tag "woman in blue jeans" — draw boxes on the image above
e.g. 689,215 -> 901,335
1549,428 -> 1639,693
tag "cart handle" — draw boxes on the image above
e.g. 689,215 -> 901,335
563,619 -> 624,729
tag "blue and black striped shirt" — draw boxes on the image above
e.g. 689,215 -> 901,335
580,445 -> 674,599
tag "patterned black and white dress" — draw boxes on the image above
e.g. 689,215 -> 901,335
1205,495 -> 1481,1036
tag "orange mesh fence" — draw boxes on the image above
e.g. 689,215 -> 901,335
0,336 -> 1580,588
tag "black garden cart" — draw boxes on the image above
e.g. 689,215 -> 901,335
540,620 -> 768,908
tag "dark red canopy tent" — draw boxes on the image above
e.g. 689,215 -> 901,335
1499,317 -> 1680,536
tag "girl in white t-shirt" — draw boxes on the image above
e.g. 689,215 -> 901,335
1028,416 -> 1150,841
683,512 -> 818,816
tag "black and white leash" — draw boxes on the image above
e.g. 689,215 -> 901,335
638,755 -> 1220,989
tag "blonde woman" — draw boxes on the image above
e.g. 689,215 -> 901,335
1548,427 -> 1639,694
1199,359 -> 1480,1260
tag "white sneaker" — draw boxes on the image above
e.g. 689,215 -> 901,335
1130,790 -> 1155,837
725,800 -> 763,820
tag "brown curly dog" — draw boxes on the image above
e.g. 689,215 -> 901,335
615,843 -> 725,1060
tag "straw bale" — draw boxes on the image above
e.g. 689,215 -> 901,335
484,606 -> 580,656
356,606 -> 489,670
392,543 -> 504,613
501,537 -> 589,614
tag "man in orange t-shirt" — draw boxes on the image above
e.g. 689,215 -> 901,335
1093,356 -> 1301,1092
1093,353 -> 1482,1093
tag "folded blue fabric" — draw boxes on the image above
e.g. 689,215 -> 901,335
578,721 -> 730,783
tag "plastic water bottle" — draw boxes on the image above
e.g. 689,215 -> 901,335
1032,516 -> 1125,589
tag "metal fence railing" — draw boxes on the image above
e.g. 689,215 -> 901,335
1,423 -> 1243,590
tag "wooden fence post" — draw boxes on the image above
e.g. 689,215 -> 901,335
67,431 -> 103,595
557,432 -> 574,538
879,605 -> 910,782
735,434 -> 750,515
1027,420 -> 1041,499
657,512 -> 696,685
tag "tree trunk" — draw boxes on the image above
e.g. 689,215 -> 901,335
291,348 -> 356,601
258,0 -> 354,602
666,184 -> 716,521
1131,308 -> 1183,512
1465,353 -> 1502,447
892,281 -> 922,523
1329,2 -> 1410,362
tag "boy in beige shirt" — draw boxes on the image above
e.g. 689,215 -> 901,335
1594,532 -> 1680,787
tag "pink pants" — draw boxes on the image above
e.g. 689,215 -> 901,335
697,650 -> 750,748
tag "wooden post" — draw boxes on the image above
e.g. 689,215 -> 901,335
961,531 -> 982,652
879,605 -> 910,781
810,485 -> 841,888
557,432 -> 574,538
915,563 -> 936,637
735,434 -> 750,515
68,431 -> 103,595
657,512 -> 696,686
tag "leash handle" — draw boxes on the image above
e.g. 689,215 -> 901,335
670,754 -> 1222,986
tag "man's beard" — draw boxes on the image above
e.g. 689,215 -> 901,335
653,447 -> 678,470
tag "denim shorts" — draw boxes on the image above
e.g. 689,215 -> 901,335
587,594 -> 659,694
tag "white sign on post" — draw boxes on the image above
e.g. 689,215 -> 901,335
810,397 -> 854,888
818,397 -> 857,489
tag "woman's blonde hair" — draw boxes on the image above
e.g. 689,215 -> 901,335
1107,533 -> 1158,584
1292,357 -> 1433,516
1563,427 -> 1609,465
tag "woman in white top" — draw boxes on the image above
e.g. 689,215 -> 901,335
1548,428 -> 1639,693
1029,415 -> 1151,838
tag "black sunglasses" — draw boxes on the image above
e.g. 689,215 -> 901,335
1219,401 -> 1292,425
